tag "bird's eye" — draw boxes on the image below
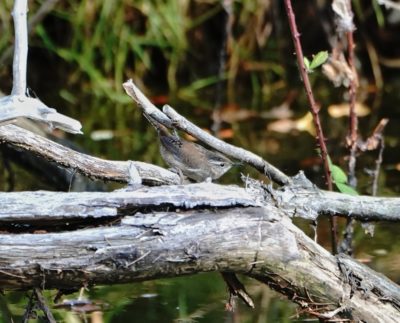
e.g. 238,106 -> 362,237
220,163 -> 225,167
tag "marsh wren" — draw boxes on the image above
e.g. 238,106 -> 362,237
145,114 -> 233,182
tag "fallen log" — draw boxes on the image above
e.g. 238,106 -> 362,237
0,204 -> 399,322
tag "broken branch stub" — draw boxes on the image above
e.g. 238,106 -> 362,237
0,95 -> 82,134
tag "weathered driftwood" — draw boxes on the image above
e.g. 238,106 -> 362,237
271,172 -> 400,221
0,0 -> 81,134
0,206 -> 399,322
0,95 -> 82,134
0,183 -> 259,222
1,121 -> 400,222
0,124 -> 179,186
1,179 -> 400,223
2,138 -> 106,192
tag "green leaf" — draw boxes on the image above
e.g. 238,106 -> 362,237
303,57 -> 311,71
331,164 -> 348,184
310,51 -> 329,70
327,154 -> 359,195
336,183 -> 359,196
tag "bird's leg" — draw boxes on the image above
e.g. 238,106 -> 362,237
168,167 -> 187,184
177,168 -> 186,184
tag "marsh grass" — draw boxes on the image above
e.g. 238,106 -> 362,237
0,1 -> 14,50
6,1 -> 289,106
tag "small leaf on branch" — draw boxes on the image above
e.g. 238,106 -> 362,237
304,51 -> 328,73
327,156 -> 359,195
331,164 -> 348,184
310,51 -> 329,70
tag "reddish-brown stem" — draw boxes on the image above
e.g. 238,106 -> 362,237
372,138 -> 384,196
283,0 -> 336,253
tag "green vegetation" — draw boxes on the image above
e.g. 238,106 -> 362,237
303,51 -> 329,74
328,155 -> 359,195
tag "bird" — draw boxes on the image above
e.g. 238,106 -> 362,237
144,114 -> 233,182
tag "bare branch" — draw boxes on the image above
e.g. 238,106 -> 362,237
274,172 -> 400,222
11,0 -> 28,96
1,0 -> 82,134
284,0 -> 338,253
123,79 -> 291,186
0,124 -> 179,186
122,79 -> 173,127
0,208 -> 398,321
0,183 -> 259,223
0,95 -> 82,134
0,175 -> 399,223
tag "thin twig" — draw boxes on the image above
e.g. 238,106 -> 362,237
34,288 -> 56,323
343,0 -> 358,256
372,138 -> 384,196
283,0 -> 336,253
127,250 -> 151,267
11,0 -> 28,95
211,0 -> 233,135
283,0 -> 332,190
347,28 -> 358,188
221,272 -> 255,308
28,0 -> 60,32
22,290 -> 35,323
366,119 -> 389,196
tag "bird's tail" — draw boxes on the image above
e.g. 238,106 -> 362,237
143,113 -> 172,137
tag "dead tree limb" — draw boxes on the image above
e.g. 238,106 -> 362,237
0,183 -> 259,223
0,207 -> 398,322
0,180 -> 399,223
0,0 -> 81,134
0,124 -> 179,186
1,121 -> 400,222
